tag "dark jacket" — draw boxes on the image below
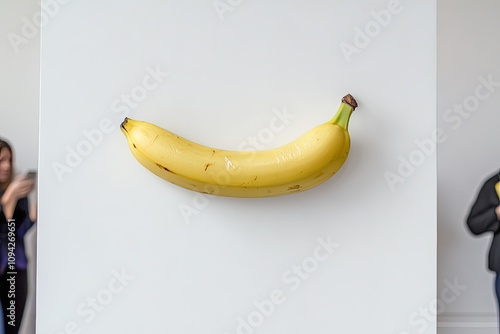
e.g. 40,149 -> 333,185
466,170 -> 500,272
0,191 -> 35,273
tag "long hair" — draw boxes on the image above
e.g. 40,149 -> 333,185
0,138 -> 14,190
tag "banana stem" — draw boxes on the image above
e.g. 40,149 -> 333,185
329,94 -> 357,130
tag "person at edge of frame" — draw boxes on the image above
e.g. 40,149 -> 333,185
0,138 -> 36,334
466,168 -> 500,331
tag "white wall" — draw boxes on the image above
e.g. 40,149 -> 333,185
0,1 -> 40,334
437,0 -> 500,333
36,1 -> 436,333
8,1 -> 500,332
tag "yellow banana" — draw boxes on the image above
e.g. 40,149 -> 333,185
495,181 -> 500,200
120,94 -> 358,197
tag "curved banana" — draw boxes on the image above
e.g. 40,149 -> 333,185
495,181 -> 500,200
120,94 -> 358,197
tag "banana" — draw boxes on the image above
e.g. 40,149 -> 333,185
495,181 -> 500,200
120,94 -> 358,197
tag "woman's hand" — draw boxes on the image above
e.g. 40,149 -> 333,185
1,174 -> 35,220
7,175 -> 34,199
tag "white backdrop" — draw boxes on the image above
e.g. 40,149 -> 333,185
38,1 -> 436,333
437,0 -> 500,333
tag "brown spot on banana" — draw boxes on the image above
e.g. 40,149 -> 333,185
156,163 -> 175,174
205,163 -> 214,171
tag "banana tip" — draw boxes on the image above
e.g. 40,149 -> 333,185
120,117 -> 129,133
342,94 -> 358,110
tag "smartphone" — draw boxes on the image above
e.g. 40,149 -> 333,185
25,170 -> 37,180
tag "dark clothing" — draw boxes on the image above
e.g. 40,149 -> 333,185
0,192 -> 34,272
466,171 -> 500,272
0,190 -> 35,334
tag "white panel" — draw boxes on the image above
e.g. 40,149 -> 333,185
38,1 -> 436,333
